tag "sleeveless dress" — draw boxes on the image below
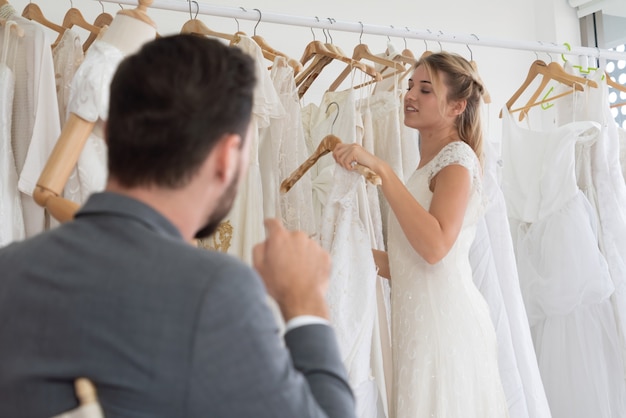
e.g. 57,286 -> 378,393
501,108 -> 626,418
388,141 -> 509,418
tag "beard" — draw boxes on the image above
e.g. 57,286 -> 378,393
194,169 -> 240,240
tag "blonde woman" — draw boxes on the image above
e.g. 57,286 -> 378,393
334,52 -> 509,417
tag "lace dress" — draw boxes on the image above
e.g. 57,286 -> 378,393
388,141 -> 509,418
319,167 -> 380,418
52,29 -> 84,127
265,57 -> 315,235
64,40 -> 124,205
224,35 -> 284,264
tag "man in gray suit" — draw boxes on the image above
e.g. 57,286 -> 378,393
0,35 -> 355,418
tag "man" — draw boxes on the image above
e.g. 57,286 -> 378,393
0,35 -> 355,418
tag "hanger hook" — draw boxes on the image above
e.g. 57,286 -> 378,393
437,30 -> 444,52
466,44 -> 473,61
99,1 -> 104,14
253,8 -> 261,36
388,25 -> 393,43
236,7 -> 247,32
561,42 -> 572,63
326,102 -> 340,135
70,0 -> 73,8
358,21 -> 364,45
314,16 -> 322,42
192,1 -> 199,20
326,18 -> 334,44
404,27 -> 410,50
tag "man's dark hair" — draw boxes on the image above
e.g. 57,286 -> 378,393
107,34 -> 256,188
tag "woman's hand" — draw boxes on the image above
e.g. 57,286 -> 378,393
332,143 -> 379,174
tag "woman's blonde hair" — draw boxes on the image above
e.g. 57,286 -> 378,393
416,51 -> 485,166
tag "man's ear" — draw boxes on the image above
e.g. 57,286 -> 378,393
214,133 -> 242,183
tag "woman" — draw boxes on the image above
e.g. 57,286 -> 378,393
333,52 -> 509,417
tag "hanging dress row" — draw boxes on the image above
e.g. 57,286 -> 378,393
500,61 -> 626,418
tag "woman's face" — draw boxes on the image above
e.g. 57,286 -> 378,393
404,65 -> 452,131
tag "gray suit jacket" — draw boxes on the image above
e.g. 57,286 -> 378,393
0,192 -> 355,418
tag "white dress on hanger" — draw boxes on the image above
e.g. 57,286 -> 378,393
52,29 -> 84,127
554,67 -> 626,375
225,35 -> 284,264
0,40 -> 25,246
366,89 -> 404,245
319,166 -> 379,418
307,89 -> 360,225
303,88 -> 387,418
388,141 -> 508,418
64,40 -> 125,205
501,107 -> 626,418
264,57 -> 316,235
358,97 -> 392,418
478,140 -> 552,418
3,12 -> 61,237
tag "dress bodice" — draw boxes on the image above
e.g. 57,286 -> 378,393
501,108 -> 600,223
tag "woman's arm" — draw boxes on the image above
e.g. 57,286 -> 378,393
333,143 -> 471,265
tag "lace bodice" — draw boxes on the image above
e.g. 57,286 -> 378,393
420,140 -> 485,225
67,40 -> 124,122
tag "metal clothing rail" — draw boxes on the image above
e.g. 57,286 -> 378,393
99,0 -> 626,62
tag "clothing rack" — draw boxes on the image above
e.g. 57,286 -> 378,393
99,0 -> 626,62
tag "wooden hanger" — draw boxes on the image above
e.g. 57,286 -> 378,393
52,8 -> 103,50
22,3 -> 65,34
328,43 -> 406,92
280,134 -> 381,193
296,39 -> 381,98
349,44 -> 416,91
500,59 -> 598,121
294,40 -> 339,97
82,11 -> 113,51
251,34 -> 303,75
181,18 -> 237,42
606,71 -> 626,108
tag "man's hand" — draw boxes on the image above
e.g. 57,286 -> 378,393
253,219 -> 330,322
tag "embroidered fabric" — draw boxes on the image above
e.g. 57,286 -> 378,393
224,35 -> 283,265
264,56 -> 316,235
63,40 -> 124,205
319,166 -> 379,418
67,40 -> 124,122
52,29 -> 84,126
388,140 -> 508,418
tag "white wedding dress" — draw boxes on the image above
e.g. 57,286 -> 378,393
388,141 -> 509,418
501,107 -> 626,418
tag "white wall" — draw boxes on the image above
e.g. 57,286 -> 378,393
9,0 -> 582,141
